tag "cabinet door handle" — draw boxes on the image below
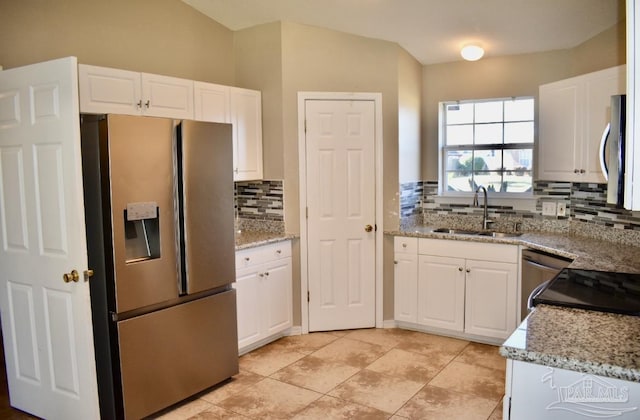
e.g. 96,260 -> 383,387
245,257 -> 250,262
466,268 -> 471,273
136,100 -> 142,109
574,169 -> 580,173
144,100 -> 150,108
580,169 -> 585,174
276,250 -> 282,254
394,260 -> 398,265
458,267 -> 463,272
264,272 -> 270,277
402,243 -> 407,248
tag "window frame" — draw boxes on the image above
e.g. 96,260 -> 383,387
438,96 -> 535,198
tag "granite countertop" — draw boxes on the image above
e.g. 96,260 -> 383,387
235,230 -> 296,250
386,227 -> 640,273
500,305 -> 640,382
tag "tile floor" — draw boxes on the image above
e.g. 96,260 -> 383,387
154,328 -> 505,420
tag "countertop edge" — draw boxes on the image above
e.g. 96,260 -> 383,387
235,232 -> 297,250
499,346 -> 640,383
384,229 -> 576,257
385,228 -> 640,273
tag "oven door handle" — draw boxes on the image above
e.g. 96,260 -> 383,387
522,257 -> 566,273
527,280 -> 551,311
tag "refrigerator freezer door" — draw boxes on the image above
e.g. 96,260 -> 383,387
179,121 -> 235,294
107,115 -> 179,313
117,290 -> 239,419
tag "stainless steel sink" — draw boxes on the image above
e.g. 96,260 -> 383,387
430,227 -> 523,238
477,231 -> 523,238
432,228 -> 481,235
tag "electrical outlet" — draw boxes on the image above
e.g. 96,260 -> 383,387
542,202 -> 557,216
557,202 -> 567,217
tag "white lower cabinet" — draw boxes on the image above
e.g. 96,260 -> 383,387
394,237 -> 418,323
506,359 -> 640,419
417,255 -> 465,331
234,240 -> 292,353
464,259 -> 517,339
394,237 -> 518,342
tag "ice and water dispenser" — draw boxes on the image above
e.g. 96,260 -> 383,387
124,202 -> 161,263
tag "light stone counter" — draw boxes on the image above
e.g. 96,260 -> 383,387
385,227 -> 640,273
235,230 -> 296,250
500,305 -> 640,382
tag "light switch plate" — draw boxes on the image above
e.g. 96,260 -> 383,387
542,202 -> 557,216
557,202 -> 567,217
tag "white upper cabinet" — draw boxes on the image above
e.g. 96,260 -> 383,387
194,81 -> 230,123
230,87 -> 263,181
538,65 -> 626,182
80,65 -> 265,181
78,65 -> 141,115
78,64 -> 194,119
141,73 -> 194,119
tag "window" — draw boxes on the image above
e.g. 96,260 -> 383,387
441,97 -> 534,194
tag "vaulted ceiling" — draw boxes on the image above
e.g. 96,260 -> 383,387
182,0 -> 623,65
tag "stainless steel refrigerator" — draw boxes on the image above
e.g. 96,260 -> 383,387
80,114 -> 238,419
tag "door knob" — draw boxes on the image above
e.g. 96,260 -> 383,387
63,270 -> 80,283
84,269 -> 94,281
365,224 -> 373,232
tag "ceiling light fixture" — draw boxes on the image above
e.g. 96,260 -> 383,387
460,44 -> 484,61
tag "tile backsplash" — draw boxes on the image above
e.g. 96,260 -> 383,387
234,180 -> 285,233
235,180 -> 284,221
400,180 -> 640,232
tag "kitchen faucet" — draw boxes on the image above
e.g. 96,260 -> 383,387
473,185 -> 494,230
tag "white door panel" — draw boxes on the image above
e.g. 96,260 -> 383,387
264,258 -> 293,335
0,147 -> 29,251
234,268 -> 262,349
0,57 -> 99,419
417,255 -> 465,331
306,100 -> 375,331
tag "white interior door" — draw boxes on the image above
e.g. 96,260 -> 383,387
0,57 -> 99,419
305,99 -> 376,331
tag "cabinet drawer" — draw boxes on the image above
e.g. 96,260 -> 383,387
418,238 -> 517,263
394,236 -> 418,254
263,240 -> 292,260
235,240 -> 292,270
235,247 -> 267,269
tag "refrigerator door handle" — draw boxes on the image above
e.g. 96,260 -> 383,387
173,121 -> 188,296
599,122 -> 610,181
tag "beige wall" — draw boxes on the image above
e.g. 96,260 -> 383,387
234,22 -> 285,179
398,48 -> 423,184
570,20 -> 627,77
421,20 -> 627,181
280,22 -> 403,234
0,0 -> 235,84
